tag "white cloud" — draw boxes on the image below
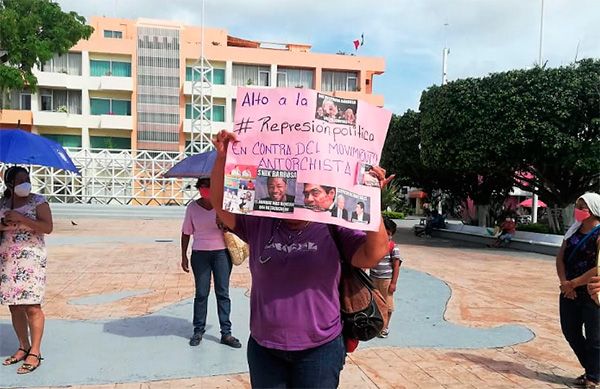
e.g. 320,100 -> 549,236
56,0 -> 600,112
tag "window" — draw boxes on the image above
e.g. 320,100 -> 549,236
39,89 -> 81,114
90,60 -> 131,77
276,68 -> 314,88
90,98 -> 131,115
41,134 -> 82,148
40,92 -> 52,111
90,136 -> 131,150
185,104 -> 225,122
321,70 -> 359,92
213,69 -> 225,85
104,30 -> 123,39
185,67 -> 226,85
212,105 -> 225,122
259,70 -> 270,87
20,94 -> 31,110
232,64 -> 270,86
42,53 -> 82,75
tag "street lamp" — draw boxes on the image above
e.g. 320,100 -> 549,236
532,0 -> 544,223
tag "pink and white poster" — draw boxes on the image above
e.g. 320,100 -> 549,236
224,87 -> 391,231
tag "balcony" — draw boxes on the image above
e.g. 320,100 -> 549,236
88,76 -> 133,91
35,71 -> 84,90
331,91 -> 385,107
183,119 -> 233,133
0,110 -> 33,126
183,82 -> 233,98
99,114 -> 132,130
33,111 -> 85,128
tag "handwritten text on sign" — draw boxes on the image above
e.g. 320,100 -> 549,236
223,87 -> 391,231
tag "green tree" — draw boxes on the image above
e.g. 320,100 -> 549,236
0,0 -> 93,105
414,60 -> 600,230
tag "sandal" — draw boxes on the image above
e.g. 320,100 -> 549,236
575,374 -> 587,386
585,380 -> 600,389
2,348 -> 29,366
16,353 -> 43,374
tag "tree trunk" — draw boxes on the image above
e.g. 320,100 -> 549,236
476,204 -> 491,227
562,204 -> 575,232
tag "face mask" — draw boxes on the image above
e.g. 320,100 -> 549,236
14,182 -> 31,197
574,208 -> 591,222
199,188 -> 211,199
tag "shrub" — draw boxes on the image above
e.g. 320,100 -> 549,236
517,223 -> 552,234
382,211 -> 405,219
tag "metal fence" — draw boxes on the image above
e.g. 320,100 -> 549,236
1,148 -> 199,205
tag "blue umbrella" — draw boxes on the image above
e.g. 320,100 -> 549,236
0,129 -> 79,173
164,150 -> 217,178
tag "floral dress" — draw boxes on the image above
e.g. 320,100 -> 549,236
0,194 -> 48,305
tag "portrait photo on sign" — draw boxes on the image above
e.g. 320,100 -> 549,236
331,188 -> 354,221
294,181 -> 337,213
236,189 -> 255,213
226,164 -> 257,179
254,169 -> 297,213
338,188 -> 371,224
356,163 -> 380,187
223,187 -> 240,213
315,93 -> 357,126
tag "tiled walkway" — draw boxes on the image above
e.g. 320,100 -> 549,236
0,218 -> 583,388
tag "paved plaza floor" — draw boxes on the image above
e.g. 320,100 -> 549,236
0,216 -> 586,388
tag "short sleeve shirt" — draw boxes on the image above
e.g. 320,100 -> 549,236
235,215 -> 366,351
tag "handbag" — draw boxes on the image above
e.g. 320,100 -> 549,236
328,225 -> 389,342
223,231 -> 249,266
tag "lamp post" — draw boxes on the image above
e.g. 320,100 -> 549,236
532,0 -> 544,223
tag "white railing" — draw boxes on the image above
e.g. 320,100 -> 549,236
1,148 -> 199,206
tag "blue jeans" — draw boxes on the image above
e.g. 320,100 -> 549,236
247,334 -> 346,388
560,290 -> 600,382
190,249 -> 232,336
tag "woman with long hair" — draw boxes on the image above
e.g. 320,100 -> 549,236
0,166 -> 53,374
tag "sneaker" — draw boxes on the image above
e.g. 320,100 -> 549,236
189,332 -> 202,346
220,334 -> 242,349
378,329 -> 389,338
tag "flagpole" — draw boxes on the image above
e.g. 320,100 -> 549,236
532,0 -> 544,224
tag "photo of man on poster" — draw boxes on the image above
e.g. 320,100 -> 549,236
331,194 -> 349,221
301,183 -> 336,212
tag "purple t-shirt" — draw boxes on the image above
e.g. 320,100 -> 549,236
235,215 -> 366,351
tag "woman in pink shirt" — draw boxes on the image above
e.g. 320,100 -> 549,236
181,178 -> 241,348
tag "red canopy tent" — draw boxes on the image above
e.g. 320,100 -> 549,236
519,198 -> 547,208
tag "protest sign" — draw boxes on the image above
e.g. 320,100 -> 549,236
224,87 -> 391,231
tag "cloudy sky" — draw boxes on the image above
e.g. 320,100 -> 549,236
57,0 -> 600,114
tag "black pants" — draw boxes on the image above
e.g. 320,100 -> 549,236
560,290 -> 600,382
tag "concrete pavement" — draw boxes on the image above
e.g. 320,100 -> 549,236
0,215 -> 584,388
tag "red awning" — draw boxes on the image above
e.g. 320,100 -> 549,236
408,190 -> 427,199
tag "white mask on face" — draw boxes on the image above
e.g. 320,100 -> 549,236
13,182 -> 31,197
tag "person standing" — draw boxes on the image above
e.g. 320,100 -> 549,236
211,130 -> 394,388
1,167 -> 52,374
556,192 -> 600,388
181,178 -> 241,348
370,217 -> 402,338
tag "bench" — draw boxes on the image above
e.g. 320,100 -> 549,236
418,222 -> 562,256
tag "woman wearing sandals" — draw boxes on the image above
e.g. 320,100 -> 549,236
557,192 -> 600,388
0,167 -> 53,374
